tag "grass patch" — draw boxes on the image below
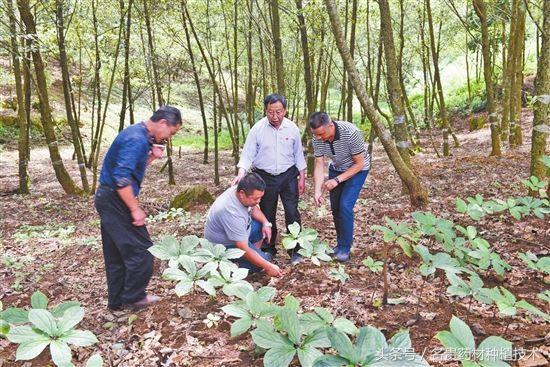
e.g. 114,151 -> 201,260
172,128 -> 238,151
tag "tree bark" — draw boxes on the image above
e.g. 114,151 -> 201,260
269,0 -> 285,94
55,0 -> 90,192
324,0 -> 428,207
529,0 -> 549,185
119,0 -> 134,131
18,0 -> 82,195
7,0 -> 29,194
473,0 -> 501,156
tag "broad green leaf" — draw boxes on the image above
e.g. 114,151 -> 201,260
280,307 -> 301,345
435,330 -> 464,350
300,313 -> 327,334
251,327 -> 292,349
50,340 -> 72,366
15,338 -> 51,361
257,287 -> 277,302
196,280 -> 216,296
230,317 -> 254,337
57,307 -> 85,334
283,295 -> 300,312
263,345 -> 296,367
2,308 -> 29,324
455,198 -> 468,213
30,291 -> 48,309
288,222 -> 301,237
7,325 -> 43,343
303,328 -> 331,349
221,304 -> 249,318
297,345 -> 323,367
327,328 -> 355,362
59,329 -> 98,347
333,318 -> 357,335
312,355 -> 348,367
174,280 -> 194,296
356,326 -> 387,361
516,300 -> 550,320
0,319 -> 9,336
314,307 -> 334,323
51,302 -> 81,318
389,330 -> 412,349
449,316 -> 475,350
28,309 -> 57,336
85,354 -> 104,367
477,336 -> 512,366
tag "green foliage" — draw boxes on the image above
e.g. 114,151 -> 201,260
361,256 -> 383,273
484,287 -> 549,320
298,239 -> 334,266
518,252 -> 550,274
313,327 -> 429,366
0,301 -> 9,338
250,296 -> 331,367
300,307 -> 358,336
207,262 -> 253,297
435,316 -> 512,367
538,290 -> 550,303
445,272 -> 492,304
195,241 -> 246,271
4,292 -> 97,367
13,224 -> 76,245
221,287 -> 278,337
148,235 -> 205,269
413,245 -> 463,277
329,265 -> 350,284
371,217 -> 417,256
162,258 -> 218,297
523,176 -> 548,198
282,222 -> 319,250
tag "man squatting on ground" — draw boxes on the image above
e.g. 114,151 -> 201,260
95,106 -> 182,310
205,172 -> 283,277
310,111 -> 370,262
232,94 -> 307,265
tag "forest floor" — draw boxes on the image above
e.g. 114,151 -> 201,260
0,110 -> 548,367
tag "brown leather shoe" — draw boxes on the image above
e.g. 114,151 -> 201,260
127,295 -> 160,310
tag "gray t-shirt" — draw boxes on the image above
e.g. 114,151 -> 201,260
204,186 -> 251,246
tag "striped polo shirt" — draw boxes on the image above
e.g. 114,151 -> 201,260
313,121 -> 370,172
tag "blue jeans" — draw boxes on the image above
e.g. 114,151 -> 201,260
225,219 -> 270,273
329,167 -> 368,254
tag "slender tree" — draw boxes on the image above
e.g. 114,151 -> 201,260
324,0 -> 428,207
269,0 -> 285,94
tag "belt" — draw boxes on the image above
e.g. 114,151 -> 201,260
97,184 -> 116,192
253,166 -> 295,177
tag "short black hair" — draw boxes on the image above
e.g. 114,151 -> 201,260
237,172 -> 266,195
264,93 -> 287,109
309,111 -> 331,129
150,105 -> 182,126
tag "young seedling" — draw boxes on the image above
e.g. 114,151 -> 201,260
207,261 -> 253,297
148,235 -> 202,269
203,313 -> 221,328
195,241 -> 246,272
518,251 -> 550,275
435,315 -> 512,367
298,239 -> 333,266
299,307 -> 358,336
330,265 -> 350,286
313,327 -> 429,366
162,257 -> 217,296
445,272 -> 492,319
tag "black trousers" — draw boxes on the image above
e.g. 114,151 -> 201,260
94,186 -> 153,309
254,166 -> 301,255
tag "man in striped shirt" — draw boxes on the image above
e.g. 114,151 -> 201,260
310,112 -> 370,262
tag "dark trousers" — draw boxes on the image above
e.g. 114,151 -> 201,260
329,167 -> 368,253
254,166 -> 301,255
94,186 -> 153,309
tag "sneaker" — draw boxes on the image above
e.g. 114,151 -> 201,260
335,252 -> 350,263
127,294 -> 160,310
330,246 -> 342,258
290,252 -> 303,266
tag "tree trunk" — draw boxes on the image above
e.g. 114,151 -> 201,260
143,0 -> 164,106
7,0 -> 29,194
346,0 -> 357,122
378,0 -> 412,168
119,0 -> 134,131
530,0 -> 549,187
181,1 -> 208,164
55,0 -> 90,192
17,0 -> 82,195
501,0 -> 519,142
324,0 -> 428,207
509,3 -> 525,147
473,0 -> 501,156
269,0 -> 285,95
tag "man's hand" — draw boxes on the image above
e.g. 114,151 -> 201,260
131,207 -> 147,226
265,263 -> 282,277
231,169 -> 246,186
314,191 -> 325,206
261,225 -> 272,245
298,176 -> 306,196
323,179 -> 339,191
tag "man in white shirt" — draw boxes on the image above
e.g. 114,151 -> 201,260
232,94 -> 307,264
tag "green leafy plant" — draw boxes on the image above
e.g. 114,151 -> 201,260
435,315 -> 512,367
445,272 -> 493,312
522,176 -> 548,198
221,287 -> 279,337
207,261 -> 253,297
148,235 -> 202,268
6,306 -> 98,366
414,245 -> 463,277
313,327 -> 429,366
538,290 -> 550,303
85,354 -> 104,367
0,301 -> 9,337
300,307 -> 358,336
202,313 -> 221,328
250,296 -> 331,367
372,217 -> 417,256
485,286 -> 549,322
330,265 -> 350,284
298,239 -> 334,266
282,222 -> 319,250
147,207 -> 186,222
195,241 -> 246,271
162,257 -> 217,296
518,252 -> 550,274
361,256 -> 383,273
